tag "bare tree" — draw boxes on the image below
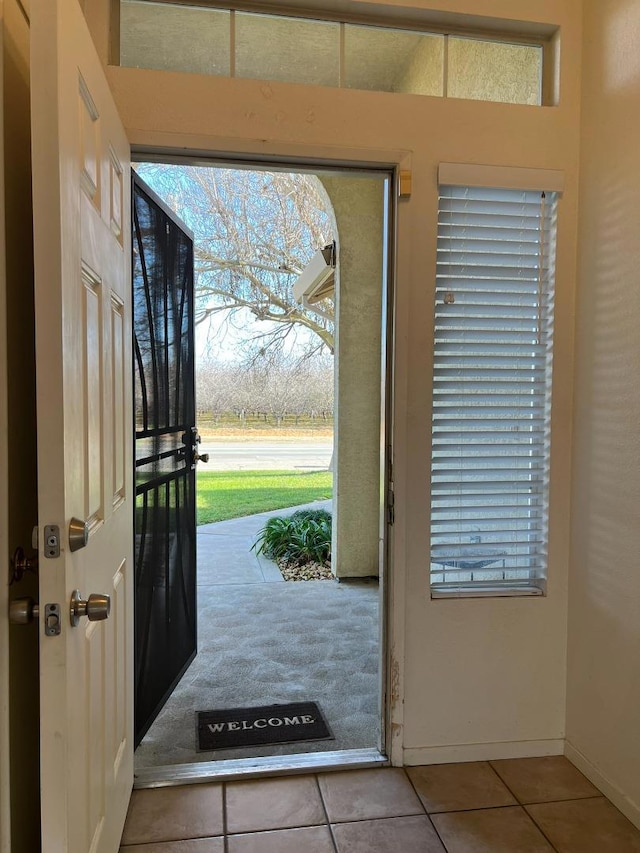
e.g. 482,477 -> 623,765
136,164 -> 335,357
197,359 -> 236,420
196,352 -> 334,425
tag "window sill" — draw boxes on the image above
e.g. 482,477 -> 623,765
431,583 -> 545,599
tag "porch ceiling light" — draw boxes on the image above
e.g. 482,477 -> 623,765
292,242 -> 336,306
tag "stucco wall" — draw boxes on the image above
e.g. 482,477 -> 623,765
395,35 -> 444,96
567,0 -> 640,828
321,175 -> 385,578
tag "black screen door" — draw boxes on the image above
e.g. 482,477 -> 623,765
132,172 -> 197,746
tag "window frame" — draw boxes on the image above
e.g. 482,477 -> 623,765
429,164 -> 563,600
115,1 -> 557,106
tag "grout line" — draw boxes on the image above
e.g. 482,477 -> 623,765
321,812 -> 449,827
487,760 -> 607,808
403,767 -> 451,851
315,773 -> 339,852
486,760 -> 523,804
222,781 -> 229,852
431,803 -> 531,816
520,807 -> 560,852
525,794 -> 606,807
402,768 -> 430,817
485,762 -> 561,853
224,822 -> 328,839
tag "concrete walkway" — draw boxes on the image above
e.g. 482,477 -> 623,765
134,499 -> 379,769
196,499 -> 333,585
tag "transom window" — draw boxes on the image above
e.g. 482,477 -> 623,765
119,2 -> 545,106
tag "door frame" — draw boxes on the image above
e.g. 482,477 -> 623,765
0,6 -> 11,845
130,146 -> 405,786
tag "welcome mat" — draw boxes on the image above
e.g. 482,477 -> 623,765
196,702 -> 334,751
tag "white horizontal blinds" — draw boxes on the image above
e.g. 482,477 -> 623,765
430,184 -> 558,591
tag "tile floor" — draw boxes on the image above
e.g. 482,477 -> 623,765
120,756 -> 640,852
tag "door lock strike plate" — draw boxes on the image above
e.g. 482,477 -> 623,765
44,525 -> 60,558
44,603 -> 61,636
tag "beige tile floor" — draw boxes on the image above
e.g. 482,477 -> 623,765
120,756 -> 640,852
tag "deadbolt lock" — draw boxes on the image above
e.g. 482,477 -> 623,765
69,517 -> 89,552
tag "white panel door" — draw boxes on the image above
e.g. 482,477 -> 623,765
31,0 -> 133,850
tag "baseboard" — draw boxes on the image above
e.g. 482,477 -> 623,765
565,741 -> 640,831
403,738 -> 564,766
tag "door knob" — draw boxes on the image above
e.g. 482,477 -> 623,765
9,597 -> 39,625
9,546 -> 38,584
70,590 -> 110,627
10,599 -> 61,635
195,451 -> 209,464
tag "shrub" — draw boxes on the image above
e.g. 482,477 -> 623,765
253,508 -> 332,566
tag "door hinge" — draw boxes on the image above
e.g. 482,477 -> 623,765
386,444 -> 394,525
387,487 -> 395,526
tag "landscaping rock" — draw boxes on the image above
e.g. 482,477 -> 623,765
279,559 -> 334,582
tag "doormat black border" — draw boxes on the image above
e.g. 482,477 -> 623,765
196,701 -> 334,752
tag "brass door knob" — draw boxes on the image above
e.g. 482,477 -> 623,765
195,452 -> 209,464
70,590 -> 110,627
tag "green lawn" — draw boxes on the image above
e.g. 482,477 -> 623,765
197,469 -> 333,525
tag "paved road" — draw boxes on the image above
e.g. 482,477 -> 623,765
199,440 -> 333,471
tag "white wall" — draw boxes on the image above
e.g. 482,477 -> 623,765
567,0 -> 640,828
104,0 -> 582,764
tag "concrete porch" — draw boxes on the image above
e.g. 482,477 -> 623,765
134,501 -> 380,770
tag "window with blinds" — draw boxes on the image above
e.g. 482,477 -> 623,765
430,184 -> 558,596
